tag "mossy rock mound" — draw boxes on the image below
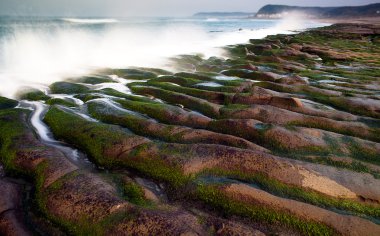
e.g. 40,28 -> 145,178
74,93 -> 104,103
0,97 -> 18,109
99,88 -> 157,103
174,72 -> 213,81
17,89 -> 50,101
133,67 -> 173,76
71,75 -> 115,85
111,69 -> 157,80
46,98 -> 77,107
49,82 -> 90,94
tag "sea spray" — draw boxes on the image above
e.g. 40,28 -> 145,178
0,17 -> 327,98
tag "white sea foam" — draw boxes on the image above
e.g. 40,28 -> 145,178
19,101 -> 56,142
205,18 -> 220,22
213,75 -> 239,81
196,82 -> 223,87
0,16 -> 327,98
61,18 -> 119,24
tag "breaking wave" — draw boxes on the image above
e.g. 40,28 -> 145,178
0,16 -> 327,98
61,18 -> 119,24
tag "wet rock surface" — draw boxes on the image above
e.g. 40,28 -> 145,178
0,167 -> 32,236
1,23 -> 380,235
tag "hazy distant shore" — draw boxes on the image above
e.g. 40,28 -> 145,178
316,16 -> 380,25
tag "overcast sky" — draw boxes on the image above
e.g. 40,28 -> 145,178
1,0 -> 379,17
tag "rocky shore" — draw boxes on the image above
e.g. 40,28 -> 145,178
0,22 -> 380,235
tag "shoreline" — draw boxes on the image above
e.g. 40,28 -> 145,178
0,22 -> 380,235
0,17 -> 327,99
315,16 -> 380,25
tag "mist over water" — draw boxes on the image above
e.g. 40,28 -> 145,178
0,16 -> 327,98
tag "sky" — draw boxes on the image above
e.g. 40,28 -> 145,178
0,0 -> 379,17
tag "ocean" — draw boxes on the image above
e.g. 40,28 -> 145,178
0,16 -> 327,98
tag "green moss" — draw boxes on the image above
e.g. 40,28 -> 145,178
0,109 -> 97,235
270,140 -> 330,157
46,98 -> 77,107
146,81 -> 232,103
225,44 -> 248,58
149,74 -> 245,93
71,75 -> 115,85
287,120 -> 380,143
98,88 -> 157,103
342,136 -> 380,165
196,185 -> 335,236
43,106 -> 130,167
34,171 -> 135,236
87,101 -> 184,143
114,98 -> 187,124
132,67 -> 173,75
127,143 -> 192,190
44,106 -> 192,191
208,118 -> 331,156
181,58 -> 228,73
0,97 -> 18,109
105,173 -> 151,206
174,72 -> 213,81
254,81 -> 296,93
357,117 -> 380,129
0,109 -> 113,235
108,69 -> 157,80
128,85 -> 220,118
74,93 -> 104,102
121,181 -> 146,205
0,109 -> 31,174
149,75 -> 202,87
18,89 -> 50,101
2,23 -> 380,235
193,84 -> 241,93
34,160 -> 54,216
50,82 -> 90,94
310,156 -> 380,179
276,86 -> 380,119
222,104 -> 250,110
273,148 -> 380,178
221,69 -> 257,79
201,169 -> 380,219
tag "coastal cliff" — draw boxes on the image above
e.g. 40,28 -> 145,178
256,3 -> 380,18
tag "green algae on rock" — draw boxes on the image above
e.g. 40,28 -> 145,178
1,22 -> 380,235
50,82 -> 90,94
0,97 -> 18,110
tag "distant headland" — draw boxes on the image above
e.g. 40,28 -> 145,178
255,3 -> 380,19
193,3 -> 380,19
